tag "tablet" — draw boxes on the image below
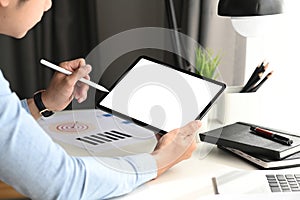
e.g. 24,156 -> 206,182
97,56 -> 226,134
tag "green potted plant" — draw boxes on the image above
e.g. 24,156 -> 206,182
195,47 -> 221,80
194,47 -> 222,131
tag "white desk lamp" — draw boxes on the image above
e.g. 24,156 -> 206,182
217,0 -> 284,85
217,0 -> 284,37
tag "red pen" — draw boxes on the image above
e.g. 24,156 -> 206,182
250,126 -> 293,146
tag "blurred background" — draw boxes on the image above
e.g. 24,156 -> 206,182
0,0 -> 299,131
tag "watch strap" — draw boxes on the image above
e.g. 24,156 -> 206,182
33,91 -> 54,117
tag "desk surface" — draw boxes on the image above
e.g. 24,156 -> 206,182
56,137 -> 300,199
50,111 -> 300,200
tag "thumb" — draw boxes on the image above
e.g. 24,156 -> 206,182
69,64 -> 92,83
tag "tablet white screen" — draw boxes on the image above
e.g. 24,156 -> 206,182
99,58 -> 224,132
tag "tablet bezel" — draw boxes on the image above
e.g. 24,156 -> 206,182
96,56 -> 226,134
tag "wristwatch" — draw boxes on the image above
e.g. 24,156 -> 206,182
33,90 -> 54,117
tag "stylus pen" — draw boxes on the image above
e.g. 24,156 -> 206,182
40,59 -> 109,93
250,126 -> 293,146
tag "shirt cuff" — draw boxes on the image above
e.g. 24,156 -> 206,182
123,153 -> 158,180
21,99 -> 31,114
79,153 -> 158,199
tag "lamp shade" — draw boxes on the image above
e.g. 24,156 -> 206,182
218,0 -> 283,17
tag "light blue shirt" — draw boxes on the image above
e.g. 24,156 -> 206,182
0,70 -> 157,200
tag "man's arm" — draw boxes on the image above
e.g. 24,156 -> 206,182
2,89 -> 200,199
8,57 -> 200,198
1,87 -> 157,199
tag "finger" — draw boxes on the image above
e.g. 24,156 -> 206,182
67,64 -> 92,87
76,84 -> 89,103
59,58 -> 86,72
75,74 -> 90,87
75,73 -> 90,102
181,120 -> 202,136
191,120 -> 202,132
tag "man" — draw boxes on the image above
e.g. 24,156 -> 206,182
0,0 -> 201,199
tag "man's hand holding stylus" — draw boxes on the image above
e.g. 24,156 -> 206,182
27,58 -> 92,119
43,58 -> 92,111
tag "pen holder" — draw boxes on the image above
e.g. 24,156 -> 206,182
216,86 -> 263,125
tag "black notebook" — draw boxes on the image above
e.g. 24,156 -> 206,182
218,145 -> 300,169
199,122 -> 300,160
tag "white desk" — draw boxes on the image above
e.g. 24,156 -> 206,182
56,137 -> 300,199
49,111 -> 300,200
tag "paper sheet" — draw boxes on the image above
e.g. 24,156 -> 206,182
38,109 -> 155,153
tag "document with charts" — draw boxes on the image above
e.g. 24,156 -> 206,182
38,109 -> 156,153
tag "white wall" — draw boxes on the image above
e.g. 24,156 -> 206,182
261,0 -> 300,132
201,0 -> 247,86
203,0 -> 300,132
